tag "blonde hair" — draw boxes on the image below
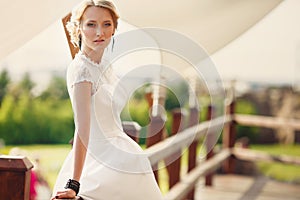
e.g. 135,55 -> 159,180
66,0 -> 119,48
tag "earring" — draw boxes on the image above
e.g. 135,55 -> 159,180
78,35 -> 82,50
112,36 -> 115,52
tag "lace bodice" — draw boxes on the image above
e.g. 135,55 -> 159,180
66,51 -> 128,138
67,51 -> 114,96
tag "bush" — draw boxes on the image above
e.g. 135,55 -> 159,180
0,94 -> 74,144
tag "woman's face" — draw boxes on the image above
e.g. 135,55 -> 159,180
80,6 -> 114,53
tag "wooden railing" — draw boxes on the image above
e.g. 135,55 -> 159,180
145,116 -> 231,166
139,101 -> 300,200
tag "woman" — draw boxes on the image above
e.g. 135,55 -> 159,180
51,0 -> 163,199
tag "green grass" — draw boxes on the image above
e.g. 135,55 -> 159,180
251,144 -> 300,184
251,144 -> 300,156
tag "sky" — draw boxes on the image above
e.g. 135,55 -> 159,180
0,0 -> 299,93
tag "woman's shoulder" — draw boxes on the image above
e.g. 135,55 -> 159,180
66,53 -> 96,86
68,53 -> 99,77
68,52 -> 89,71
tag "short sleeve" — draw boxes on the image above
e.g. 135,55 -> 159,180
73,66 -> 93,86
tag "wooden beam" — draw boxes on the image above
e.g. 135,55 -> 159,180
232,147 -> 300,165
234,114 -> 300,130
62,13 -> 79,59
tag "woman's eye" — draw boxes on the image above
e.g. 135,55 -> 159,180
87,23 -> 96,27
104,23 -> 111,27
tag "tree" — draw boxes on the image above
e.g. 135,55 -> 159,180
0,69 -> 10,106
39,76 -> 69,100
19,72 -> 35,92
9,72 -> 35,100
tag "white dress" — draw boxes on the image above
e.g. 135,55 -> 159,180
52,51 -> 163,200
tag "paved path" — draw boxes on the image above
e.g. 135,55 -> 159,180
195,175 -> 300,200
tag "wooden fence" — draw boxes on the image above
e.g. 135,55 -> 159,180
140,99 -> 300,200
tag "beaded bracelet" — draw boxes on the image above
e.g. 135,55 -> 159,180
64,179 -> 80,195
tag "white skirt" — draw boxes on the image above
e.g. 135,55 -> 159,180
52,134 -> 163,200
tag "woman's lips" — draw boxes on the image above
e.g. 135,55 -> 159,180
94,39 -> 105,43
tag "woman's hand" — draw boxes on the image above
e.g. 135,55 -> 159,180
51,188 -> 76,199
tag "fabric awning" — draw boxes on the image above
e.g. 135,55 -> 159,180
0,0 -> 282,61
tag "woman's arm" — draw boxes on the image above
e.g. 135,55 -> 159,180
72,82 -> 92,181
53,81 -> 92,199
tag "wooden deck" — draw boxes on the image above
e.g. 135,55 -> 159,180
195,175 -> 300,200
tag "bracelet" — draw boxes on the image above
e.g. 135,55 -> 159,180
64,179 -> 80,195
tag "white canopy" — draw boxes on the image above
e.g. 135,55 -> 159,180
114,0 -> 282,55
212,0 -> 300,85
0,0 -> 82,60
0,0 -> 282,59
2,0 -> 299,87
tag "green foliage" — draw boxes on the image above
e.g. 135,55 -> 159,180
132,84 -> 151,101
235,99 -> 260,143
235,99 -> 257,115
0,69 -> 10,106
0,94 -> 73,144
165,81 -> 189,111
121,83 -> 189,144
39,76 -> 69,100
164,112 -> 173,136
9,72 -> 35,100
19,72 -> 35,92
0,70 -> 74,145
122,83 -> 188,128
122,99 -> 150,127
165,89 -> 180,111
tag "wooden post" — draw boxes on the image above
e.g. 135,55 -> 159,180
147,115 -> 164,183
205,105 -> 215,186
145,91 -> 153,108
186,106 -> 199,200
222,97 -> 236,173
145,91 -> 165,184
145,91 -> 164,148
166,109 -> 184,189
62,13 -> 79,59
0,156 -> 33,200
